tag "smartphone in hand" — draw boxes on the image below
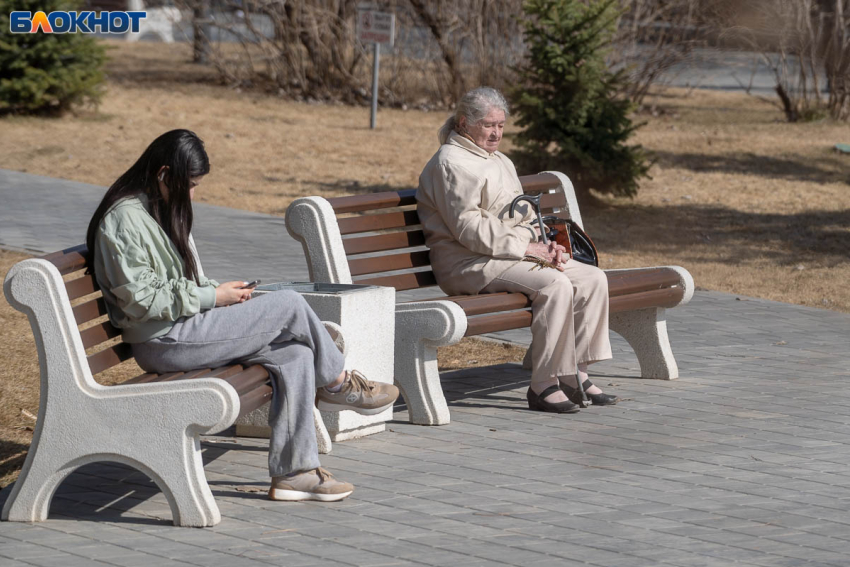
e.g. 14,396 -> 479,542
241,280 -> 261,289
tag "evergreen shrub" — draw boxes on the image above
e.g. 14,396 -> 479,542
509,0 -> 651,199
0,0 -> 106,115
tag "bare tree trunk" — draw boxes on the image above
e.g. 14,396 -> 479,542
407,0 -> 467,102
193,0 -> 211,64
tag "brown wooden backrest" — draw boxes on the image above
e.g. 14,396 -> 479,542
40,244 -> 133,375
324,173 -> 568,291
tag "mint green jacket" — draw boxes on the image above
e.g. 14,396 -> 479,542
93,195 -> 219,343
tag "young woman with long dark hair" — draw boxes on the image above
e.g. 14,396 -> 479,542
86,129 -> 398,502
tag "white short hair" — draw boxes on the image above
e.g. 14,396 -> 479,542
438,87 -> 509,144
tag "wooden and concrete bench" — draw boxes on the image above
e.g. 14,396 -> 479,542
1,244 -> 334,527
285,171 -> 694,425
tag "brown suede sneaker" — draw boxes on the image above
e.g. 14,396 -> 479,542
268,467 -> 354,502
316,370 -> 399,415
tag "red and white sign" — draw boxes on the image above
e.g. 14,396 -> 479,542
357,7 -> 394,47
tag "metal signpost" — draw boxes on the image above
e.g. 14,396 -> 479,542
357,6 -> 395,129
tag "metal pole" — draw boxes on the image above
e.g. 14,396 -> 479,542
370,42 -> 380,129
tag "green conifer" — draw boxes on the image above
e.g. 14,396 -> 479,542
510,0 -> 651,198
0,0 -> 106,115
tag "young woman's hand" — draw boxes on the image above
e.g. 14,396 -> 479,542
525,241 -> 568,271
215,281 -> 254,307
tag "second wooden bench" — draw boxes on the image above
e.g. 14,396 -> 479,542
285,171 -> 694,425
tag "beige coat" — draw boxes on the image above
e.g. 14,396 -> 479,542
416,131 -> 538,296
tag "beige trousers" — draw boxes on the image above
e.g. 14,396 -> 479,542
482,259 -> 612,386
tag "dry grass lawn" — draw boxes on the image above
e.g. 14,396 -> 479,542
1,39 -> 848,488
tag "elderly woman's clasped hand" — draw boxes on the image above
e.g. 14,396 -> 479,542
526,240 -> 569,271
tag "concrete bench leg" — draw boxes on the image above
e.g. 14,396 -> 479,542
2,259 -> 240,527
144,439 -> 221,527
0,443 -> 74,524
4,430 -> 223,527
609,307 -> 679,380
1,384 -> 235,527
395,301 -> 467,425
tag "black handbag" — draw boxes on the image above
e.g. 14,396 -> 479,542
541,215 -> 599,267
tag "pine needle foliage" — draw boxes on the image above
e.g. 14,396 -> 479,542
509,0 -> 652,198
0,0 -> 106,115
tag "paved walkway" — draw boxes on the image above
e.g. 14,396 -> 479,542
2,170 -> 850,567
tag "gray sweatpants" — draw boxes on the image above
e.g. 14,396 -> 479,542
132,291 -> 345,477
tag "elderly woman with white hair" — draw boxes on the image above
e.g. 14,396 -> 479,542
416,86 -> 619,414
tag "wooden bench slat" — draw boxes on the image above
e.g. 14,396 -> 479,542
80,321 -> 123,350
120,366 -> 272,413
122,366 -> 269,387
460,288 -> 684,337
237,384 -> 274,418
159,370 -> 199,382
150,367 -> 237,382
334,187 -> 563,237
452,292 -> 531,316
73,297 -> 109,325
411,281 -> 685,334
355,271 -> 438,291
338,210 -> 421,235
328,189 -> 417,214
326,174 -> 559,215
610,286 -> 685,313
138,368 -> 220,384
464,310 -> 533,337
517,172 -> 561,194
224,365 -> 271,396
88,342 -> 133,375
380,264 -> 682,298
41,244 -> 88,275
417,292 -> 518,304
206,365 -> 245,380
608,269 -> 680,296
178,368 -> 219,380
123,371 -> 186,384
539,192 -> 567,209
348,250 -> 431,277
66,274 -> 98,301
343,230 -> 426,255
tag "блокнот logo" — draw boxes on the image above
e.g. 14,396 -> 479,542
10,11 -> 146,33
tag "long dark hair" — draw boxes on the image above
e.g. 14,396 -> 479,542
86,129 -> 210,283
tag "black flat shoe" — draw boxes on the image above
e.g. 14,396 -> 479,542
561,379 -> 620,406
527,385 -> 581,414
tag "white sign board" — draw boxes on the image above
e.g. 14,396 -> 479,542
357,8 -> 395,47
